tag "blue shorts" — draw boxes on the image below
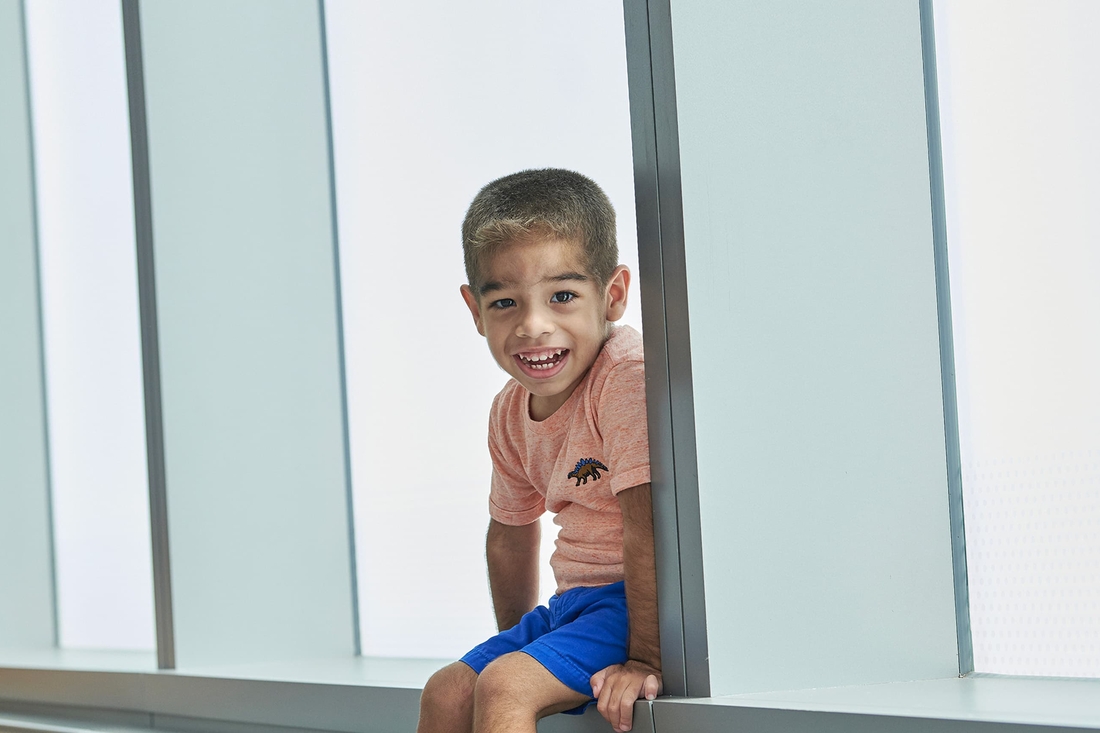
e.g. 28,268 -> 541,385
460,581 -> 628,715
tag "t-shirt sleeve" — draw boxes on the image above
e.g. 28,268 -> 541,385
597,360 -> 652,496
487,393 -> 545,525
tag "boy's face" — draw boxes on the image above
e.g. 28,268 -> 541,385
461,237 -> 629,421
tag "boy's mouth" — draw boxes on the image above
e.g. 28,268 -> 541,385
514,348 -> 569,374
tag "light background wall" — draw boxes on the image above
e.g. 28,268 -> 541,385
935,0 -> 1100,677
22,0 -> 154,652
325,0 -> 640,658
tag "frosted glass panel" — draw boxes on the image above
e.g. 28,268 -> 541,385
23,0 -> 154,651
325,1 -> 639,658
139,0 -> 355,666
0,0 -> 54,650
675,0 -> 958,694
935,0 -> 1100,677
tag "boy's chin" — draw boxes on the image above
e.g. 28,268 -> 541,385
515,373 -> 565,395
511,365 -> 575,399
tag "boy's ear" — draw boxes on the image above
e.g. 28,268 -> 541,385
604,265 -> 630,322
460,284 -> 486,336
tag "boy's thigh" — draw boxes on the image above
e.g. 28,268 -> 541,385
522,586 -> 629,701
460,583 -> 628,712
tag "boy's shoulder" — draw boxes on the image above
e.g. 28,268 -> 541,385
598,324 -> 644,369
588,324 -> 645,412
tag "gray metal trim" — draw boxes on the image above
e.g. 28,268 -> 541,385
622,0 -> 710,698
18,0 -> 61,650
0,701 -> 151,729
316,0 -> 361,659
120,0 -> 175,671
0,669 -> 424,733
918,0 -> 973,676
0,719 -> 113,733
0,682 -> 624,733
651,700 -> 1085,733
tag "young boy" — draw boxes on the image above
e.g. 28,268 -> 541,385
416,169 -> 661,733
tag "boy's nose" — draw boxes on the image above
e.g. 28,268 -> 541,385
516,306 -> 554,338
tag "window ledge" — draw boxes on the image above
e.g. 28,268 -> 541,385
0,654 -> 619,732
652,675 -> 1100,732
2,656 -> 1098,733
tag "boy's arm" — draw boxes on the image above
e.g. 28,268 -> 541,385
486,517 -> 541,631
591,482 -> 662,733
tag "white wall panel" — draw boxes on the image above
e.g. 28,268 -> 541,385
325,0 -> 639,658
23,0 -> 153,652
935,0 -> 1100,677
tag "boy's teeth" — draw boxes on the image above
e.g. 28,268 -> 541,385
521,349 -> 564,366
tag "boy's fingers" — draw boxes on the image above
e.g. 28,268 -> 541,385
595,673 -> 613,721
644,673 -> 660,700
590,667 -> 608,698
615,679 -> 643,732
595,666 -> 663,731
596,675 -> 621,730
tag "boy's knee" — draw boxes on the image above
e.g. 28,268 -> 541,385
474,653 -> 530,711
476,651 -> 575,718
474,651 -> 593,722
421,662 -> 477,719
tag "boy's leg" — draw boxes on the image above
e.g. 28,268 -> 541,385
417,661 -> 478,733
419,603 -> 555,733
474,651 -> 590,733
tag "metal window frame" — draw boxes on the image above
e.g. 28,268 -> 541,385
622,0 -> 710,699
19,0 -> 61,649
120,0 -> 175,671
918,0 -> 974,675
317,0 -> 362,659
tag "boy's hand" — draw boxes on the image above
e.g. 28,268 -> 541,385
590,660 -> 662,732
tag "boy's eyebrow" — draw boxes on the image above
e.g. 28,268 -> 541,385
479,281 -> 506,296
478,271 -> 589,296
544,272 -> 589,284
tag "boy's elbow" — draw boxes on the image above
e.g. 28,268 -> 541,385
617,483 -> 653,524
486,517 -> 540,554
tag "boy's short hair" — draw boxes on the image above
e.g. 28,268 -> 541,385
462,169 -> 617,293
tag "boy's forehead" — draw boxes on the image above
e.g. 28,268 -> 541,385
478,237 -> 590,292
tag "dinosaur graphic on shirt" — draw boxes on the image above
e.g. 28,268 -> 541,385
567,458 -> 609,486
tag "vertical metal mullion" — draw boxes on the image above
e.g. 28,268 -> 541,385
624,0 -> 686,696
317,0 -> 362,658
19,0 -> 61,650
121,0 -> 175,670
623,0 -> 710,698
918,0 -> 973,676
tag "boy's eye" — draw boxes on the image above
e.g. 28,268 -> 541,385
490,298 -> 516,309
550,291 -> 576,304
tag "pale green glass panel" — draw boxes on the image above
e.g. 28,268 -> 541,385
0,0 -> 54,651
669,0 -> 959,694
140,0 -> 354,666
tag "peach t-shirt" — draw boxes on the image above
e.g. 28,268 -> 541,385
487,325 -> 650,594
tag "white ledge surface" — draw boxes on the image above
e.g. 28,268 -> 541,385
2,654 -> 1100,732
659,675 -> 1100,729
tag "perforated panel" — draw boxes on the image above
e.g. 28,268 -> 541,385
935,0 -> 1100,677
